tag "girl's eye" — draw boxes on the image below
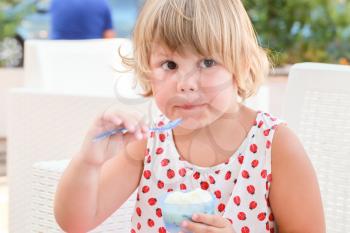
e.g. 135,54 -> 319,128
161,61 -> 177,70
199,59 -> 216,68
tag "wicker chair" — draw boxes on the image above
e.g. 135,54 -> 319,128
7,38 -> 156,233
31,160 -> 137,232
283,62 -> 350,233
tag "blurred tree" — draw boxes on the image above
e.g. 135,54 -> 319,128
244,0 -> 350,66
0,0 -> 35,67
0,0 -> 34,39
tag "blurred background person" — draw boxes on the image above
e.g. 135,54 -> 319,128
50,0 -> 116,40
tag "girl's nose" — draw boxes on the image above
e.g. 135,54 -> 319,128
176,69 -> 199,92
177,78 -> 198,92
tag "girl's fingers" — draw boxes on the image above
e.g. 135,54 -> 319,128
191,213 -> 228,228
180,220 -> 220,233
112,116 -> 147,140
97,110 -> 149,141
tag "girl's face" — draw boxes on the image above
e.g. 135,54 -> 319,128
149,45 -> 239,130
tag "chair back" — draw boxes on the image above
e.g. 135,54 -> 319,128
283,62 -> 350,233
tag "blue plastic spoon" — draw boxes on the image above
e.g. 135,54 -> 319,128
92,118 -> 182,142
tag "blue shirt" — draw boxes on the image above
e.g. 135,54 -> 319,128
50,0 -> 113,39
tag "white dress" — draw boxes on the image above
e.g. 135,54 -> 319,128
130,111 -> 284,233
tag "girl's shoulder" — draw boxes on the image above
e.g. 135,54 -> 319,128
257,111 -> 286,130
267,115 -> 325,232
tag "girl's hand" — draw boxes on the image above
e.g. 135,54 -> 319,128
78,107 -> 149,166
179,213 -> 235,233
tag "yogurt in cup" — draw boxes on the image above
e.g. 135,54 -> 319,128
160,188 -> 215,233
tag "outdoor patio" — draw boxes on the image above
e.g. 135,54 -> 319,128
1,0 -> 350,232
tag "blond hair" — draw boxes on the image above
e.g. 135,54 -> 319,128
122,0 -> 269,100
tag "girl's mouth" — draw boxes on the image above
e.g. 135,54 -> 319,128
177,103 -> 207,110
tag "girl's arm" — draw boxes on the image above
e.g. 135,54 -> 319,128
269,125 -> 326,233
54,110 -> 148,232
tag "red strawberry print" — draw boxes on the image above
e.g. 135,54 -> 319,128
150,131 -> 155,138
257,212 -> 266,221
137,193 -> 140,201
148,198 -> 157,206
209,175 -> 216,184
161,159 -> 170,166
178,168 -> 186,177
143,170 -> 151,179
269,213 -> 274,221
241,226 -> 250,233
249,201 -> 257,210
133,113 -> 282,232
200,181 -> 209,190
214,190 -> 221,199
180,183 -> 187,190
157,180 -> 164,189
147,219 -> 155,227
238,155 -> 244,164
247,185 -> 255,195
136,207 -> 142,216
142,186 -> 150,193
218,203 -> 225,212
158,121 -> 165,127
193,171 -> 200,179
266,140 -> 271,149
146,155 -> 151,163
156,208 -> 162,217
233,196 -> 241,206
131,229 -> 136,233
225,171 -> 232,180
159,133 -> 166,142
238,212 -> 246,220
156,147 -> 164,155
250,144 -> 258,153
242,170 -> 250,179
167,169 -> 175,179
251,159 -> 259,168
263,129 -> 270,136
270,228 -> 275,233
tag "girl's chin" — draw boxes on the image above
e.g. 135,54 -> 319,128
175,116 -> 212,131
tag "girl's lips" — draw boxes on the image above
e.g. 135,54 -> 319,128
176,103 -> 207,110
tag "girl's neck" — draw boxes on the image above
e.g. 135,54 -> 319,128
171,104 -> 257,166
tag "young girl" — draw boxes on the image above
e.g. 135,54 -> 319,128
54,0 -> 325,232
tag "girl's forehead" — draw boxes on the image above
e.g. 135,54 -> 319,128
150,43 -> 203,58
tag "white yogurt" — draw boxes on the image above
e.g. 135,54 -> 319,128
164,188 -> 213,204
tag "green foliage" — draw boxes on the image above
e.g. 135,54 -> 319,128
244,0 -> 350,65
0,0 -> 35,40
